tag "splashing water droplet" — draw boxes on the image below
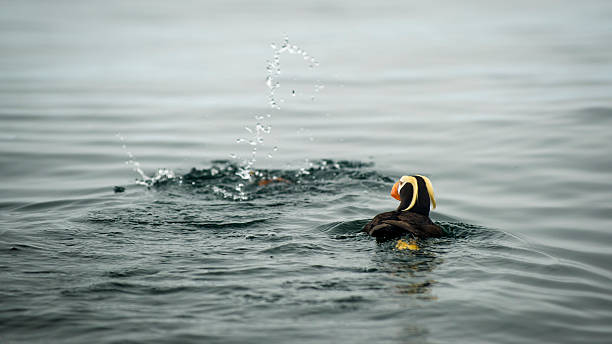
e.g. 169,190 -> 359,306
117,133 -> 153,183
228,37 -> 321,190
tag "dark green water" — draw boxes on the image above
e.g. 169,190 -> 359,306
2,1 -> 612,343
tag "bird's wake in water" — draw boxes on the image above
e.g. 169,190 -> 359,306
136,159 -> 390,201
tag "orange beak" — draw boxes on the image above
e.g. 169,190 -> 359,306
390,181 -> 401,201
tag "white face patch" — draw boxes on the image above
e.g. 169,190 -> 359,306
397,175 -> 413,194
397,181 -> 406,193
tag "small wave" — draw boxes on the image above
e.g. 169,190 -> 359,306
438,221 -> 493,239
62,281 -> 197,296
261,242 -> 333,255
87,208 -> 271,231
317,219 -> 370,234
104,267 -> 160,278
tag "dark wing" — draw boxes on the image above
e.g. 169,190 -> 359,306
363,211 -> 444,241
396,212 -> 444,238
362,211 -> 398,234
362,211 -> 413,241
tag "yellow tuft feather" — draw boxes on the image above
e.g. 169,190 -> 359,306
399,176 -> 418,211
416,175 -> 436,209
396,239 -> 419,251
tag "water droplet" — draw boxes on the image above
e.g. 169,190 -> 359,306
292,90 -> 296,96
273,146 -> 278,151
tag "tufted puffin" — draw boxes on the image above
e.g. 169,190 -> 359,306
363,175 -> 443,241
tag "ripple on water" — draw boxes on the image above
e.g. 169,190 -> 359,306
3,159 -> 612,344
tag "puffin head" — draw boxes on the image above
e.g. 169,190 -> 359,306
390,175 -> 436,216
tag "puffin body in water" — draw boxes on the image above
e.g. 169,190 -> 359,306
363,175 -> 443,241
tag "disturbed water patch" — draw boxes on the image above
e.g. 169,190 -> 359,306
116,159 -> 389,200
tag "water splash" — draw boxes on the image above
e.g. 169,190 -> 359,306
266,36 -> 319,110
231,36 -> 320,192
116,133 -> 175,187
157,159 -> 384,202
117,37 -> 319,193
116,133 -> 149,181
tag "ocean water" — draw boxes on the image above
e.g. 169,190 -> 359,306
1,1 -> 612,343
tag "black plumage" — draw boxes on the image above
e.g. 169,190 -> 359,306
363,175 -> 443,241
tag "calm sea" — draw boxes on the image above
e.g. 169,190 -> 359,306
1,1 -> 612,343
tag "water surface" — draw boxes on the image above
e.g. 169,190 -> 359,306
1,1 -> 612,343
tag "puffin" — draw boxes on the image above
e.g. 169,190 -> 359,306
363,175 -> 443,241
